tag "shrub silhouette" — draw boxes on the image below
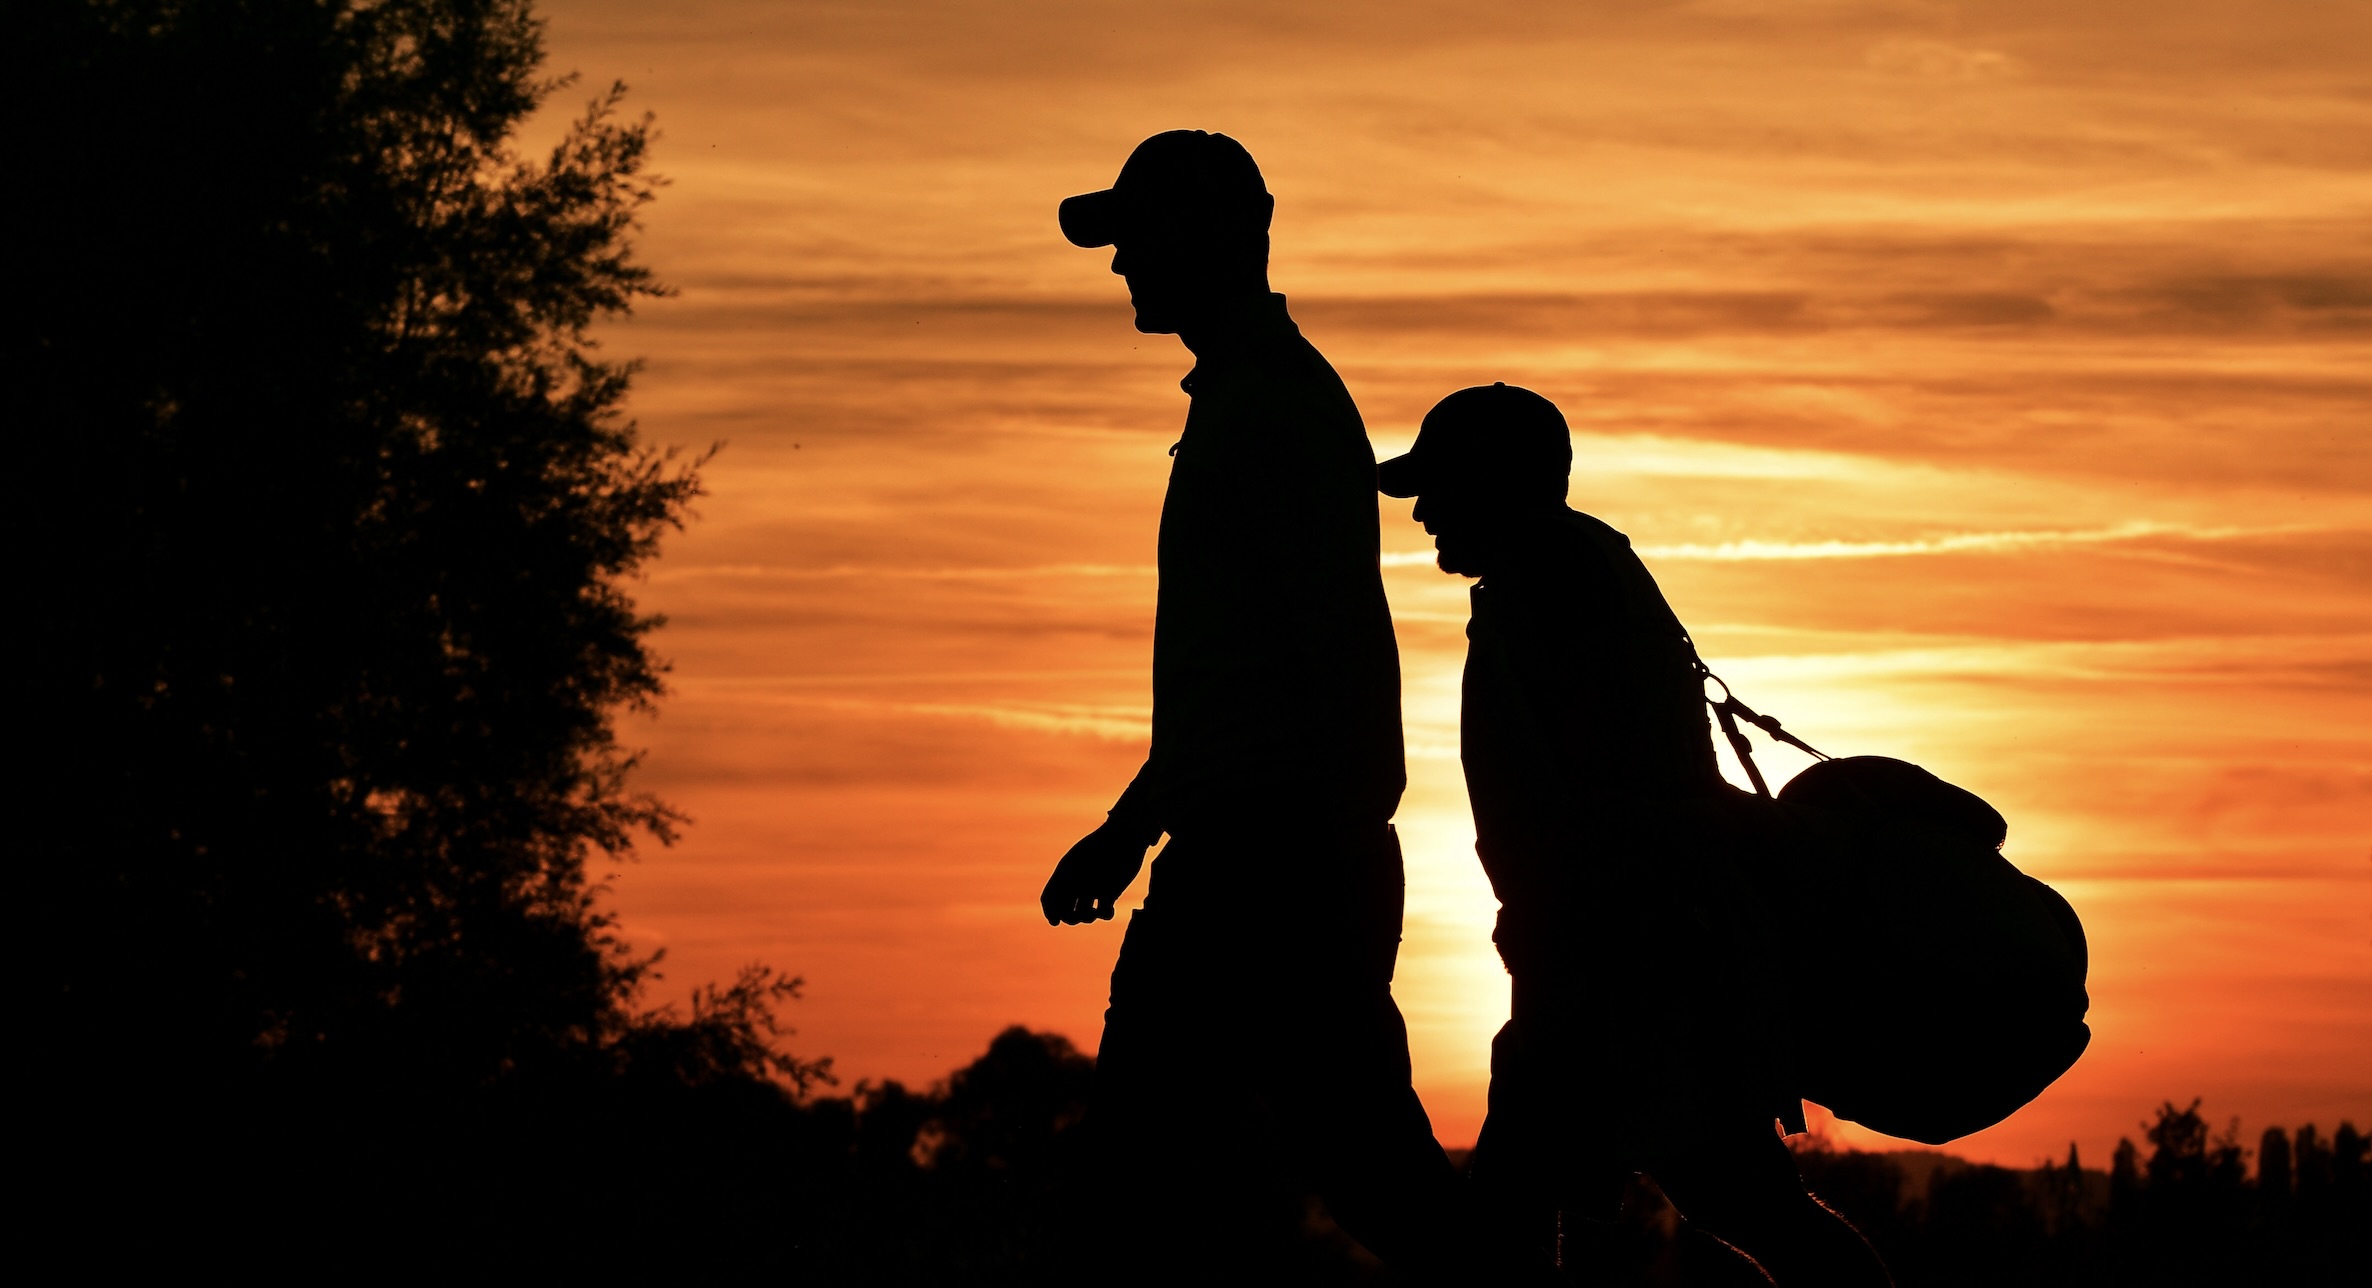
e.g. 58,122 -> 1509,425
17,7 -> 828,1255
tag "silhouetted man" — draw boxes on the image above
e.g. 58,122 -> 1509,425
1043,131 -> 1462,1277
1379,384 -> 1892,1285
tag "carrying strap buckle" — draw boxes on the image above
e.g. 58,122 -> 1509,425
1684,635 -> 1829,799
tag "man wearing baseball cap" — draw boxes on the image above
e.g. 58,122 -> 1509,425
1382,385 -> 1893,1284
1042,131 -> 1466,1277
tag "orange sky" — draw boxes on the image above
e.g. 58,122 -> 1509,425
529,0 -> 2369,1165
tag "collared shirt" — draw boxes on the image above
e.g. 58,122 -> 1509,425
1115,294 -> 1404,835
1460,508 -> 1722,908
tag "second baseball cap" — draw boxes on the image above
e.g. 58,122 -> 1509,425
1377,383 -> 1572,501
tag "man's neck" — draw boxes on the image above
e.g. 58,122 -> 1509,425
1177,287 -> 1279,355
1468,507 -> 1579,585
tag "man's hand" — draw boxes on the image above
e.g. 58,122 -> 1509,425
1041,820 -> 1154,925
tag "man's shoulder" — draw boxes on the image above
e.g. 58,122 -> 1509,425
1491,511 -> 1650,613
1182,346 -> 1367,477
1197,333 -> 1352,411
1559,508 -> 1634,552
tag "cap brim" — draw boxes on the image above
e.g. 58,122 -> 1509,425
1376,453 -> 1424,498
1059,190 -> 1124,248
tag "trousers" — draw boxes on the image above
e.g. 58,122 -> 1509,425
1088,822 -> 1461,1277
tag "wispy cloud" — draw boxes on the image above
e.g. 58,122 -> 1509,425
687,689 -> 1154,741
1633,521 -> 2319,561
1710,631 -> 2372,683
1382,521 -> 2333,568
661,526 -> 2308,582
652,562 -> 1156,582
1865,37 -> 2025,82
877,699 -> 1149,741
1572,434 -> 1899,480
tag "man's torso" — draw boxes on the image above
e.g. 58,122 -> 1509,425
1460,509 -> 1721,905
1146,294 -> 1404,834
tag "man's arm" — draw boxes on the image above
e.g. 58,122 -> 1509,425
1040,762 -> 1164,926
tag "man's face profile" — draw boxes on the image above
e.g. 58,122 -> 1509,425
1110,234 -> 1193,335
1384,386 -> 1573,578
1412,486 -> 1510,578
1110,226 -> 1246,335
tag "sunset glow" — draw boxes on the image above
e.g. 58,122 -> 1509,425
534,0 -> 2369,1163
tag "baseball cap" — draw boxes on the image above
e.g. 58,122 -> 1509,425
1377,383 -> 1572,501
1059,130 -> 1274,249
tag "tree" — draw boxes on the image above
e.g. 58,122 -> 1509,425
926,1025 -> 1098,1174
2144,1099 -> 2212,1191
2110,1137 -> 2142,1211
2259,1126 -> 2293,1200
19,0 -> 723,1124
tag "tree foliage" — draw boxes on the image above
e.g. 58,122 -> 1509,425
19,0 -> 726,1108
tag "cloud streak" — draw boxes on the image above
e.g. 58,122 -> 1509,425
1384,521 -> 2340,567
1632,521 -> 2328,561
653,562 -> 1156,582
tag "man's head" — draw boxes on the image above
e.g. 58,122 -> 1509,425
1378,383 -> 1572,576
1060,130 -> 1273,334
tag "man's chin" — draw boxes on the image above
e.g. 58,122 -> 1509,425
1434,548 -> 1486,578
1131,308 -> 1179,335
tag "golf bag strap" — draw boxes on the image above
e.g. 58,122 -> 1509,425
1680,632 -> 1830,799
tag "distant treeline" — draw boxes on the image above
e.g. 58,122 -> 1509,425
731,1029 -> 2364,1286
1781,1101 -> 2364,1288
